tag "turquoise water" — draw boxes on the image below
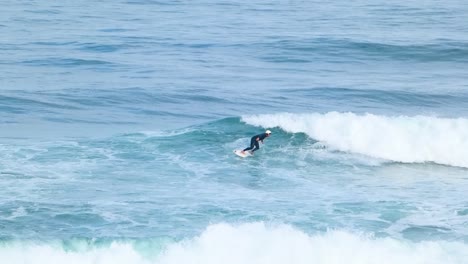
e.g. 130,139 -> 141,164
1,1 -> 468,263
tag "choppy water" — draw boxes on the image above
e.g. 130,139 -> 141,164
1,0 -> 468,263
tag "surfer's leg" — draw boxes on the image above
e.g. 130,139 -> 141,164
251,141 -> 260,153
243,138 -> 256,153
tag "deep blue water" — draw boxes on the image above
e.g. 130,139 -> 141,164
1,1 -> 468,263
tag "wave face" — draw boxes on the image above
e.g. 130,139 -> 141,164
2,223 -> 468,264
243,112 -> 468,168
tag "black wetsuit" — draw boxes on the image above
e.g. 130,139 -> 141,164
243,133 -> 269,152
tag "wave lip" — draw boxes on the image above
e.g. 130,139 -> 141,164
242,112 -> 468,168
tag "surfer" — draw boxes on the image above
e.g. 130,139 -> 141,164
241,130 -> 272,155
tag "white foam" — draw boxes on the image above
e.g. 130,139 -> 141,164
2,223 -> 467,264
139,128 -> 194,138
242,112 -> 468,168
158,223 -> 468,264
7,206 -> 27,219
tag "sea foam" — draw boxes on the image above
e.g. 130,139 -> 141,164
2,223 -> 467,264
242,112 -> 468,168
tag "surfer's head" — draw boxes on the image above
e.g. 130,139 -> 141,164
265,130 -> 272,135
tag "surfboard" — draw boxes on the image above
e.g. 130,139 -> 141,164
233,150 -> 251,158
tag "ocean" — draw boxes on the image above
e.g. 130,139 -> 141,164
1,0 -> 468,263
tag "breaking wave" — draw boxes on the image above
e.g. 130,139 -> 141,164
242,112 -> 468,168
1,223 -> 467,264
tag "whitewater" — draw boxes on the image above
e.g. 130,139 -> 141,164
3,224 -> 468,264
2,0 -> 468,263
243,112 -> 468,168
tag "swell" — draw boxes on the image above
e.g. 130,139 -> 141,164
0,89 -> 232,125
21,58 -> 113,67
277,87 -> 468,114
259,38 -> 468,63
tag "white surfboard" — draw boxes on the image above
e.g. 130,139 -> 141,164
233,150 -> 252,158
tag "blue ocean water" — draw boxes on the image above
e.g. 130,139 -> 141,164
1,0 -> 468,263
